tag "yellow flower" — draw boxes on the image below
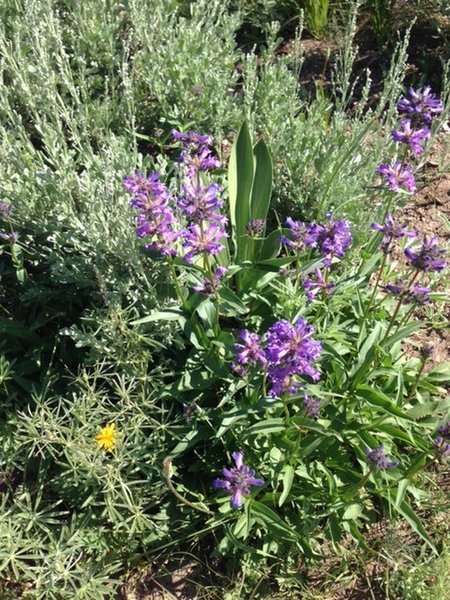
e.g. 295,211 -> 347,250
95,423 -> 117,452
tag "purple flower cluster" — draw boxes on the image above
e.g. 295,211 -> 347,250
303,268 -> 335,302
404,236 -> 447,272
377,162 -> 416,193
172,129 -> 220,177
282,216 -> 352,267
371,212 -> 417,252
434,421 -> 450,460
124,170 -> 179,255
265,319 -> 322,396
124,131 -> 227,276
397,86 -> 444,125
232,318 -> 322,397
303,393 -> 321,418
213,451 -> 264,508
233,330 -> 267,372
383,280 -> 431,305
377,86 -> 443,193
392,120 -> 430,157
365,445 -> 398,469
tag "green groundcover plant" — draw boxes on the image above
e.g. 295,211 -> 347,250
1,84 -> 449,598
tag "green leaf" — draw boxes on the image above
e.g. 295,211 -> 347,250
425,363 -> 450,384
258,228 -> 284,261
395,479 -> 410,509
394,500 -> 438,554
376,424 -> 428,450
246,418 -> 285,436
278,465 -> 295,507
250,140 -> 272,223
218,286 -> 248,315
228,122 -> 254,261
250,500 -> 297,541
382,322 -> 423,348
131,309 -> 185,325
343,503 -> 363,520
355,385 -> 413,420
349,322 -> 383,387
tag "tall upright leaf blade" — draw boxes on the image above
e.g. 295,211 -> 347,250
228,122 -> 254,261
248,140 -> 273,261
250,140 -> 272,222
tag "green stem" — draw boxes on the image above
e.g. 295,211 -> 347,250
382,270 -> 420,343
202,250 -> 220,336
346,467 -> 374,500
366,242 -> 391,316
163,459 -> 213,516
397,304 -> 415,331
408,358 -> 427,401
167,256 -> 189,312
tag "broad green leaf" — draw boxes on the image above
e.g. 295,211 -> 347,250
250,140 -> 272,222
349,322 -> 383,387
407,396 -> 450,419
228,122 -> 254,261
376,424 -> 428,450
278,465 -> 295,507
258,228 -> 284,261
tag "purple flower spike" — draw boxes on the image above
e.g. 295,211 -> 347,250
377,161 -> 416,193
172,129 -> 220,176
234,330 -> 267,368
303,393 -> 321,419
172,129 -> 213,147
433,422 -> 450,458
246,219 -> 266,238
266,318 -> 322,397
391,119 -> 430,156
123,171 -> 170,208
397,86 -> 444,124
384,279 -> 407,296
371,212 -> 417,251
365,445 -> 398,469
182,222 -> 228,263
420,343 -> 435,360
179,181 -> 223,223
213,452 -> 264,509
404,236 -> 447,272
303,269 -> 335,302
306,219 -> 352,266
407,285 -> 432,305
280,218 -> 309,251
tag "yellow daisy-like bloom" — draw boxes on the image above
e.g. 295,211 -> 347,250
95,423 -> 117,452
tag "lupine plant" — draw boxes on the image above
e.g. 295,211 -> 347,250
121,86 -> 449,560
